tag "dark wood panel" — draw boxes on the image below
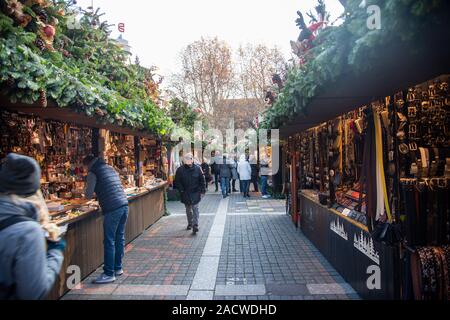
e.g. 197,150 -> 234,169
299,194 -> 399,300
46,210 -> 104,299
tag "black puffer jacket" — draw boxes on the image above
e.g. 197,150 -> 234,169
174,164 -> 206,205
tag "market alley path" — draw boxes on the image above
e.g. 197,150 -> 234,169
62,193 -> 359,300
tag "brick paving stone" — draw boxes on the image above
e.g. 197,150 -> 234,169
63,194 -> 359,300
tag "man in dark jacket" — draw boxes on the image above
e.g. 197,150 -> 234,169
174,153 -> 206,234
218,155 -> 232,198
0,153 -> 65,300
83,155 -> 129,284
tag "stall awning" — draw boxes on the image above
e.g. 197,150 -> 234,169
279,41 -> 450,138
0,99 -> 156,139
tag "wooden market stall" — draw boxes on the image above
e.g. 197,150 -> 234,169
283,70 -> 450,300
0,100 -> 168,300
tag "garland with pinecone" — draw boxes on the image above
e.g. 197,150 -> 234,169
0,0 -> 175,135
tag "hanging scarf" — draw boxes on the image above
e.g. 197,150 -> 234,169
373,109 -> 393,223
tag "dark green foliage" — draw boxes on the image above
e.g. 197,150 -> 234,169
263,0 -> 450,129
0,0 -> 174,135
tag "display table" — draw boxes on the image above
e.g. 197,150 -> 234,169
299,192 -> 399,300
46,181 -> 168,300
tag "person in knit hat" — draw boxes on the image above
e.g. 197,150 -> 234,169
0,153 -> 65,300
0,153 -> 59,241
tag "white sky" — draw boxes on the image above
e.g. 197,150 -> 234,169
76,0 -> 344,77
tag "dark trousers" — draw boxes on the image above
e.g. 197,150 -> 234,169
241,180 -> 250,195
251,176 -> 259,192
232,179 -> 238,191
214,173 -> 220,191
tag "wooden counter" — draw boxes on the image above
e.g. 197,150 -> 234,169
46,182 -> 168,300
298,192 -> 400,300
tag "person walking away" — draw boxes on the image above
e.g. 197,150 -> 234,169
174,153 -> 206,234
201,158 -> 212,191
0,153 -> 65,299
210,151 -> 221,192
237,155 -> 252,198
260,154 -> 272,199
230,155 -> 239,192
83,155 -> 129,284
218,155 -> 232,198
249,155 -> 259,192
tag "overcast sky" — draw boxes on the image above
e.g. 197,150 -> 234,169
76,0 -> 344,76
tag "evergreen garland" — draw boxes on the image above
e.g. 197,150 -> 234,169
0,0 -> 174,136
263,0 -> 450,129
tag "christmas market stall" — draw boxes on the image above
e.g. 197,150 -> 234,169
264,1 -> 450,300
0,0 -> 173,299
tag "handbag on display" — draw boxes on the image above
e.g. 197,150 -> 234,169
371,220 -> 403,245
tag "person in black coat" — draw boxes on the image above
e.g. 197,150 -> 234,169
218,155 -> 232,198
174,153 -> 206,234
250,155 -> 259,192
210,151 -> 221,192
201,159 -> 212,191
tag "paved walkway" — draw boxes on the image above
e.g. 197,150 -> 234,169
62,192 -> 359,300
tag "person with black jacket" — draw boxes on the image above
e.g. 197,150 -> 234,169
201,158 -> 212,191
174,153 -> 206,234
218,155 -> 233,198
210,151 -> 221,192
83,155 -> 129,284
250,155 -> 259,192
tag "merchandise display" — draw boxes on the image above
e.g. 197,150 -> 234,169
288,75 -> 450,300
0,109 -> 168,227
0,110 -> 97,226
138,137 -> 163,186
104,131 -> 137,189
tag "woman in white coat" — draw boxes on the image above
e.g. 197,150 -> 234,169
237,154 -> 252,198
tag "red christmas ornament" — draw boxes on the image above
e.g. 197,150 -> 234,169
43,25 -> 55,38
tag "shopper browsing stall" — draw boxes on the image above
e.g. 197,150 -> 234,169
83,155 -> 129,284
0,153 -> 65,300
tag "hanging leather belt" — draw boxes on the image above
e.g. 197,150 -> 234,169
409,142 -> 419,176
430,148 -> 439,177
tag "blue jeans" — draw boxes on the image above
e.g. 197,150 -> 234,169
220,177 -> 230,196
241,180 -> 250,194
103,205 -> 128,276
261,176 -> 268,196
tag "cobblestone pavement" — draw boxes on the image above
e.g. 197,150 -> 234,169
62,193 -> 359,300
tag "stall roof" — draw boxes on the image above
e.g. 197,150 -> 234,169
279,40 -> 450,138
0,99 -> 157,139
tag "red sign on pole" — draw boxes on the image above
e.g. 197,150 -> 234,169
118,23 -> 125,33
